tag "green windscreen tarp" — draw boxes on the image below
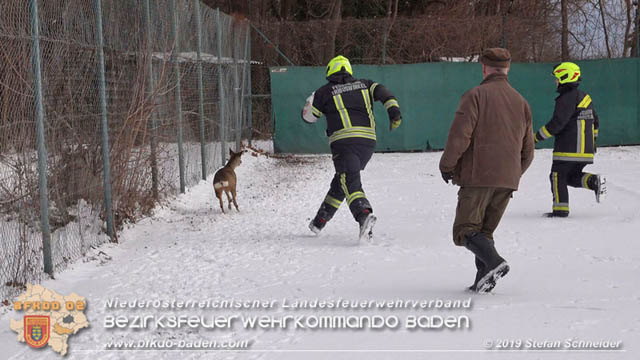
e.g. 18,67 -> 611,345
270,58 -> 640,153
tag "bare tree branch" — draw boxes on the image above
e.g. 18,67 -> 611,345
598,0 -> 612,57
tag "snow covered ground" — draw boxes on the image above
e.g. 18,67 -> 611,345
1,143 -> 639,360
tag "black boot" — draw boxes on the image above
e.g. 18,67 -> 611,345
463,233 -> 509,293
309,202 -> 339,235
588,174 -> 606,203
309,217 -> 327,235
544,210 -> 569,218
468,256 -> 486,292
356,209 -> 377,242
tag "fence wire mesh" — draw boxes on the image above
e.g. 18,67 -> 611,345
0,0 -> 250,302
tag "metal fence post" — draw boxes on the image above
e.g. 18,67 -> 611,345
195,0 -> 208,179
216,8 -> 227,164
29,0 -> 53,276
239,24 -> 250,147
144,0 -> 159,198
247,25 -> 252,146
94,0 -> 115,241
171,0 -> 186,193
233,49 -> 241,151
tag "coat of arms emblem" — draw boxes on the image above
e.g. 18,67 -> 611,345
24,315 -> 50,348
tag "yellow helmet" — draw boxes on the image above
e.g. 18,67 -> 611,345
552,62 -> 581,84
326,55 -> 353,77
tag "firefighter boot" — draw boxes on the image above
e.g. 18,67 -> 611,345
589,174 -> 606,203
309,202 -> 339,235
357,209 -> 377,243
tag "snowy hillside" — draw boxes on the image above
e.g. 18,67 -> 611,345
1,143 -> 639,360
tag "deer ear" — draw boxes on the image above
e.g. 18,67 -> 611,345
229,148 -> 234,156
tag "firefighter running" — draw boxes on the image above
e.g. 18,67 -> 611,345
534,62 -> 606,218
302,55 -> 402,241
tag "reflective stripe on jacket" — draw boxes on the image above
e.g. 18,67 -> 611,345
536,84 -> 600,163
304,72 -> 401,144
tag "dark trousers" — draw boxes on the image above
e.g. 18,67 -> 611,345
314,142 -> 375,223
550,161 -> 595,212
452,187 -> 513,246
452,187 -> 512,284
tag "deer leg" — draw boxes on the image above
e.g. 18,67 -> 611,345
231,188 -> 239,211
225,190 -> 233,210
215,190 -> 225,213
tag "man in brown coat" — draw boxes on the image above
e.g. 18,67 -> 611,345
439,48 -> 535,293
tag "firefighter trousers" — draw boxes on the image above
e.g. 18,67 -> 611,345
549,161 -> 596,213
314,141 -> 375,223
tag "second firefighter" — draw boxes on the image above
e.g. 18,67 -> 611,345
534,62 -> 605,218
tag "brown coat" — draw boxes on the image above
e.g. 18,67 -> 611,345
439,73 -> 534,190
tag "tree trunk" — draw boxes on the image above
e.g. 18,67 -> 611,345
598,0 -> 611,58
622,0 -> 633,57
382,0 -> 399,63
561,0 -> 569,60
271,0 -> 295,21
631,1 -> 639,57
325,0 -> 342,62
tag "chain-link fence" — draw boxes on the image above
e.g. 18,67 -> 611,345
249,63 -> 272,140
0,0 -> 251,302
251,16 -> 563,67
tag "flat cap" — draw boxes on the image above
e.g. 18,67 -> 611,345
480,48 -> 511,68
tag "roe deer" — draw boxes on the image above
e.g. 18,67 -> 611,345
213,148 -> 243,213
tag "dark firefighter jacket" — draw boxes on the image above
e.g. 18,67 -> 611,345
535,83 -> 600,163
303,71 -> 401,145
